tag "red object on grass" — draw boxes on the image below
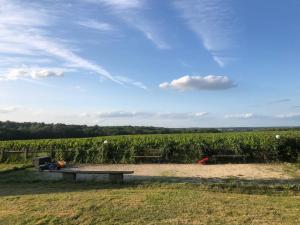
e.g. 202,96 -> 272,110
196,157 -> 209,165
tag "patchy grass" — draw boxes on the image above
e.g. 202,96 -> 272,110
0,164 -> 300,225
281,163 -> 300,179
0,163 -> 33,174
294,163 -> 300,170
0,163 -> 27,171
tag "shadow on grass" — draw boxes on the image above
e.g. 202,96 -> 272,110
0,167 -> 300,197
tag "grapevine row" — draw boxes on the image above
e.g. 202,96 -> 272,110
1,131 -> 300,163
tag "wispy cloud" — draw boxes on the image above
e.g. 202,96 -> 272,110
71,85 -> 87,93
130,19 -> 171,49
85,0 -> 170,49
77,19 -> 114,31
0,0 -> 115,81
116,76 -> 148,90
267,98 -> 291,105
0,0 -> 146,88
252,98 -> 293,108
174,0 -> 239,67
0,56 -> 53,67
160,75 -> 236,91
85,0 -> 142,9
178,60 -> 192,68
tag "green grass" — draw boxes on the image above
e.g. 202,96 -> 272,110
0,163 -> 33,173
0,164 -> 300,224
1,182 -> 300,225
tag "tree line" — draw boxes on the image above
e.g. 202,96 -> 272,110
0,121 -> 220,140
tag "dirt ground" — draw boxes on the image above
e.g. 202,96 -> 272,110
72,163 -> 298,181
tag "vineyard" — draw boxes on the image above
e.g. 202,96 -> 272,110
1,131 -> 300,163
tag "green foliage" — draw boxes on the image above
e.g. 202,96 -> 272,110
0,131 -> 300,163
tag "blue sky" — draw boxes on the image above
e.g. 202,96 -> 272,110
0,0 -> 300,127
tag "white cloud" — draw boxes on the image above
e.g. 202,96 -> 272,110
225,113 -> 254,119
77,20 -> 114,31
159,75 -> 236,91
94,111 -> 151,118
0,106 -> 19,114
195,112 -> 209,117
159,82 -> 169,89
276,113 -> 300,119
2,68 -> 65,80
174,0 -> 239,66
157,112 -> 208,119
224,113 -> 300,120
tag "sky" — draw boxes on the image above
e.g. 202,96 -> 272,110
0,0 -> 300,127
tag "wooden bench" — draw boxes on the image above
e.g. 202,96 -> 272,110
44,169 -> 134,183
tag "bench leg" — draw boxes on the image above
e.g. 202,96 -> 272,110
109,174 -> 123,183
63,173 -> 76,182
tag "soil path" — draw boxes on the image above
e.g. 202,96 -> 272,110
78,164 -> 295,180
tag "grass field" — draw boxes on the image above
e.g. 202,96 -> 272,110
1,164 -> 300,225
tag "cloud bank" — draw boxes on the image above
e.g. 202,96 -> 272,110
85,111 -> 209,120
